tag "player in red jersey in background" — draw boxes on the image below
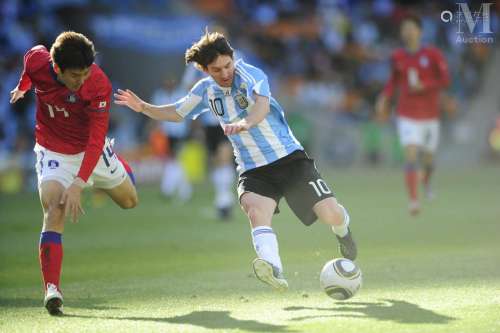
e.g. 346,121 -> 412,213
375,15 -> 450,216
9,31 -> 138,315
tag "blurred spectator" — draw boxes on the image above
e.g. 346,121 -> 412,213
0,0 -> 497,194
151,77 -> 192,202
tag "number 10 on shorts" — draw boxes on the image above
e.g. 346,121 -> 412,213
309,179 -> 332,197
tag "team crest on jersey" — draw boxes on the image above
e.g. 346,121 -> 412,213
419,56 -> 429,67
235,93 -> 249,109
67,94 -> 77,103
235,83 -> 249,109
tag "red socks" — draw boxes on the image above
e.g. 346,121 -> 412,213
405,163 -> 418,201
39,231 -> 63,289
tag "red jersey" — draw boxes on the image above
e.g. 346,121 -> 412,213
382,46 -> 450,120
17,45 -> 112,182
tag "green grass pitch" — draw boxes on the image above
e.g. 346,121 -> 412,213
1,166 -> 499,333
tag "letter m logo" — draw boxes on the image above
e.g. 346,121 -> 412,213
457,3 -> 493,34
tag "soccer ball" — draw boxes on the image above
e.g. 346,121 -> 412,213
320,258 -> 362,300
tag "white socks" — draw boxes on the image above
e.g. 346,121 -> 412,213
331,204 -> 350,238
251,226 -> 283,273
161,159 -> 192,201
211,165 -> 235,209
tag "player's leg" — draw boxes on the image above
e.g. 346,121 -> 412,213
161,159 -> 192,201
33,144 -> 78,316
421,120 -> 440,200
172,138 -> 193,202
161,138 -> 192,201
404,144 -> 420,214
38,180 -> 66,315
313,197 -> 357,260
212,141 -> 235,219
92,139 -> 138,209
161,158 -> 178,198
238,173 -> 288,290
212,142 -> 235,220
102,176 -> 138,209
34,145 -> 79,315
421,150 -> 435,199
206,125 -> 235,220
397,117 -> 422,215
282,154 -> 357,260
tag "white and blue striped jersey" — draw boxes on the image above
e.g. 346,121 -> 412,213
174,59 -> 303,173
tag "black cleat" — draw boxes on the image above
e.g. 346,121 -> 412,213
218,207 -> 232,221
45,297 -> 63,316
336,228 -> 357,261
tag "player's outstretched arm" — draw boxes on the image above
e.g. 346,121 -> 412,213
9,87 -> 27,104
114,89 -> 182,122
223,94 -> 270,135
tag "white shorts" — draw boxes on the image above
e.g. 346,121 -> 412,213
397,117 -> 440,152
34,138 -> 128,189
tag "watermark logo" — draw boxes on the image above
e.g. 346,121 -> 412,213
441,3 -> 495,44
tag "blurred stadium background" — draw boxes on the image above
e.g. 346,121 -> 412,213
1,2 -> 500,332
0,0 -> 498,193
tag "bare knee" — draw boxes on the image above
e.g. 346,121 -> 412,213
39,181 -> 66,232
324,205 -> 344,225
118,194 -> 138,209
244,205 -> 265,222
240,193 -> 275,227
43,202 -> 65,231
315,199 -> 346,226
241,199 -> 268,224
404,145 -> 419,163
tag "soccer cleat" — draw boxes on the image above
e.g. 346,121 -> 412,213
336,228 -> 357,261
217,206 -> 232,221
424,185 -> 435,201
252,258 -> 288,291
408,200 -> 420,216
44,283 -> 63,316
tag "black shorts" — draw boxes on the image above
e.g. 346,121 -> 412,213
168,137 -> 184,156
237,150 -> 335,226
204,125 -> 228,154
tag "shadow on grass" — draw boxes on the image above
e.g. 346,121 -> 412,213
284,299 -> 455,324
0,297 -> 121,311
64,311 -> 292,332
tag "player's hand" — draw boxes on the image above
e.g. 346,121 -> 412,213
114,89 -> 145,113
223,120 -> 250,135
60,178 -> 85,223
9,87 -> 26,104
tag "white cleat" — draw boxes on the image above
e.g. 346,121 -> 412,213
252,258 -> 289,292
408,200 -> 421,216
44,283 -> 63,316
424,186 -> 436,201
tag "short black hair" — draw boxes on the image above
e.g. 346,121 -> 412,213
50,31 -> 96,71
401,14 -> 422,30
185,29 -> 234,69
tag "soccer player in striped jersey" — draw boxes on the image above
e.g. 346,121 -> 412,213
115,30 -> 357,291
